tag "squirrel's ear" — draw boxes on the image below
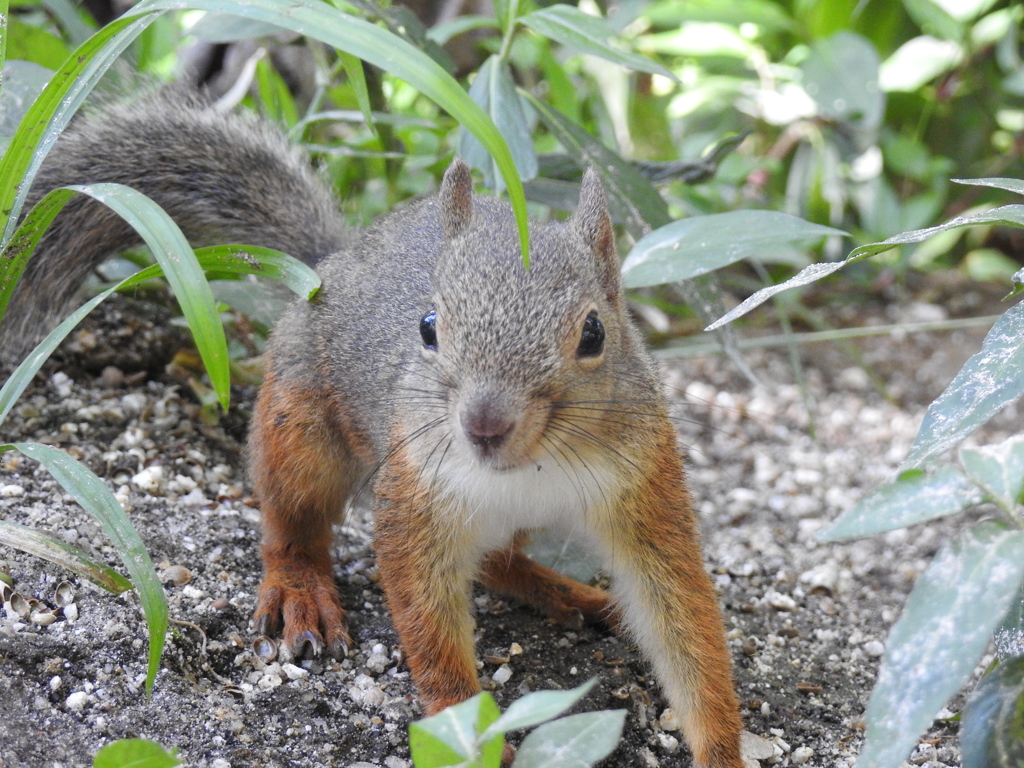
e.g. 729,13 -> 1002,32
440,158 -> 474,239
574,168 -> 620,305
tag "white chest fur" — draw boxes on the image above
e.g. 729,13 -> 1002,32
433,451 -> 621,555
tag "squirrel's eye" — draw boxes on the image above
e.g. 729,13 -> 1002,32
420,310 -> 438,351
577,311 -> 604,357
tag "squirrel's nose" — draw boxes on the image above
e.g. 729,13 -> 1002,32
461,402 -> 516,452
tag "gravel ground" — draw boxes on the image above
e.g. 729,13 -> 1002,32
0,292 -> 1017,768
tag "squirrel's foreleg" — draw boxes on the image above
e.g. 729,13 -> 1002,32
597,429 -> 743,768
374,456 -> 483,713
249,365 -> 360,659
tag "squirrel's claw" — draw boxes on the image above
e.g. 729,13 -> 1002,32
293,630 -> 324,659
253,567 -> 351,661
328,636 -> 349,661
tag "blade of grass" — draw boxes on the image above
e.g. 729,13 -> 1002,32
6,442 -> 169,695
0,187 -> 77,320
65,182 -> 229,408
0,517 -> 133,593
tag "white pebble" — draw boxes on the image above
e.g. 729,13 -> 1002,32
492,665 -> 512,685
365,652 -> 390,674
131,465 -> 164,493
281,663 -> 308,681
765,591 -> 798,611
792,746 -> 814,764
864,640 -> 885,658
361,687 -> 385,707
49,676 -> 62,692
658,708 -> 680,731
656,733 -> 679,753
210,760 -> 231,768
66,691 -> 88,711
0,484 -> 24,497
257,673 -> 282,689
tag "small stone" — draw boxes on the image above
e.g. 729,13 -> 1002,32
740,731 -> 776,760
0,484 -> 25,497
792,746 -> 814,764
361,687 -> 385,707
658,708 -> 680,731
131,465 -> 164,493
365,651 -> 390,674
656,733 -> 679,753
863,640 -> 885,658
509,642 -> 523,656
765,591 -> 798,611
282,663 -> 308,681
492,665 -> 512,685
161,565 -> 192,586
66,691 -> 88,711
257,673 -> 283,690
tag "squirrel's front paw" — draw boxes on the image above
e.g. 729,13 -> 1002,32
253,572 -> 351,660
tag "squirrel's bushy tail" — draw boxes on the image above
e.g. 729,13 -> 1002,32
0,87 -> 347,359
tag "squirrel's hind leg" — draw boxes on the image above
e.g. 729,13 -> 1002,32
249,365 -> 366,660
478,536 -> 621,633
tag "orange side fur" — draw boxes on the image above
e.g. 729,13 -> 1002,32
597,421 -> 743,768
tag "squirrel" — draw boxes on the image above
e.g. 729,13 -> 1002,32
2,88 -> 744,768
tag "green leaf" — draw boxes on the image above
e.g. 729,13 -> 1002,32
800,31 -> 884,130
0,517 -> 133,594
1011,268 -> 1024,300
995,583 -> 1024,661
93,738 -> 180,768
518,5 -> 676,80
186,12 -> 285,41
641,0 -> 796,33
460,56 -> 538,189
960,435 -> 1024,512
513,710 -> 626,768
707,203 -> 1024,330
408,726 -> 468,768
903,300 -> 1024,470
66,183 -> 230,409
409,692 -> 502,768
6,16 -> 71,69
0,187 -> 77,321
190,245 -> 321,299
879,35 -> 964,92
338,50 -> 377,139
427,15 -> 498,45
523,92 -> 671,236
816,464 -> 985,542
961,655 -> 1024,768
955,178 -> 1024,197
622,211 -> 845,289
484,679 -> 596,738
857,520 -> 1024,768
903,0 -> 964,40
11,443 -> 169,697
